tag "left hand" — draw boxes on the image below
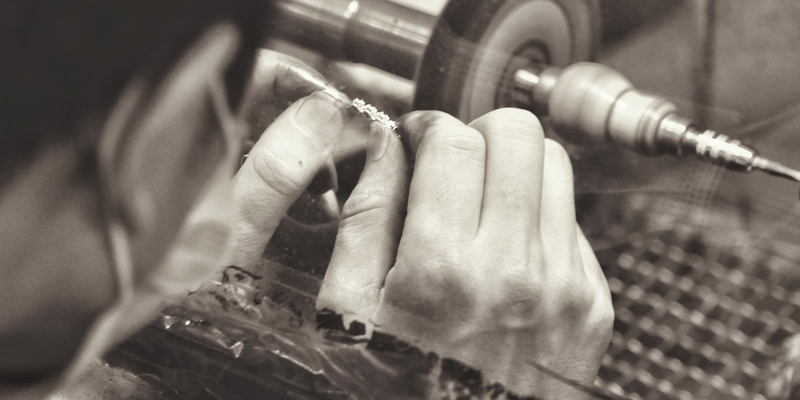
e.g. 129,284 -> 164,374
152,50 -> 352,292
60,49 -> 352,386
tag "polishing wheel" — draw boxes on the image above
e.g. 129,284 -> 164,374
272,0 -> 600,121
414,0 -> 600,122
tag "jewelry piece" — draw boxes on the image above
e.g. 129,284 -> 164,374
350,98 -> 397,131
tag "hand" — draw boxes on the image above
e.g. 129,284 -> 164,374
152,50 -> 351,291
70,51 -> 349,368
224,49 -> 351,268
317,109 -> 613,398
58,48 -> 352,385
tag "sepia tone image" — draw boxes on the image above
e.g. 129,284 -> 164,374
3,1 -> 800,399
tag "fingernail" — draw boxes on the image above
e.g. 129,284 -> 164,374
295,91 -> 348,149
326,155 -> 339,193
367,123 -> 391,162
323,85 -> 352,104
321,189 -> 342,219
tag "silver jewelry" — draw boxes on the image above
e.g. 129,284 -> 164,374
350,98 -> 397,131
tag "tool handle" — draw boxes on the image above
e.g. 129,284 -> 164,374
545,63 -> 677,155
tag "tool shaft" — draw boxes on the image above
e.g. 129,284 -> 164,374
272,0 -> 436,79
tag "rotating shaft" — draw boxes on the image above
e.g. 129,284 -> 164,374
271,0 -> 436,79
508,62 -> 800,184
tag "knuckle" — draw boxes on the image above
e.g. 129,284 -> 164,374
556,278 -> 616,331
425,125 -> 486,163
400,110 -> 455,132
250,147 -> 309,197
491,273 -> 546,326
592,298 -> 616,330
552,274 -> 597,318
581,292 -> 615,341
399,110 -> 452,149
493,107 -> 540,125
502,274 -> 545,304
482,108 -> 545,143
424,244 -> 471,278
401,111 -> 487,157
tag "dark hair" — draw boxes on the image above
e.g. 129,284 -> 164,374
0,0 -> 273,183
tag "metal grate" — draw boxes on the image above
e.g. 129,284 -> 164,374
585,192 -> 800,400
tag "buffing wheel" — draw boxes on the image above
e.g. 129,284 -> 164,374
414,0 -> 600,122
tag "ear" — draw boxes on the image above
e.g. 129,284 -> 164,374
97,23 -> 242,282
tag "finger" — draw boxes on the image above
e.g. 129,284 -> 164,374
240,50 -> 365,195
242,49 -> 349,135
467,108 -> 545,236
317,122 -> 409,317
399,111 -> 485,237
223,91 -> 348,267
250,49 -> 349,105
539,139 -> 582,273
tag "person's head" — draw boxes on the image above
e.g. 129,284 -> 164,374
0,0 -> 272,386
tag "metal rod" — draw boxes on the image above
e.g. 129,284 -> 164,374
693,0 -> 716,126
272,0 -> 437,79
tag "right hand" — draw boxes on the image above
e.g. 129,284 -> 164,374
318,109 -> 613,398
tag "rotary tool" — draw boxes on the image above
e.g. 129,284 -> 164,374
509,62 -> 800,185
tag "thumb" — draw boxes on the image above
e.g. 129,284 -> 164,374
223,91 -> 348,267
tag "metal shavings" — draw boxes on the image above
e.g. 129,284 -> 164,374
351,98 -> 397,131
